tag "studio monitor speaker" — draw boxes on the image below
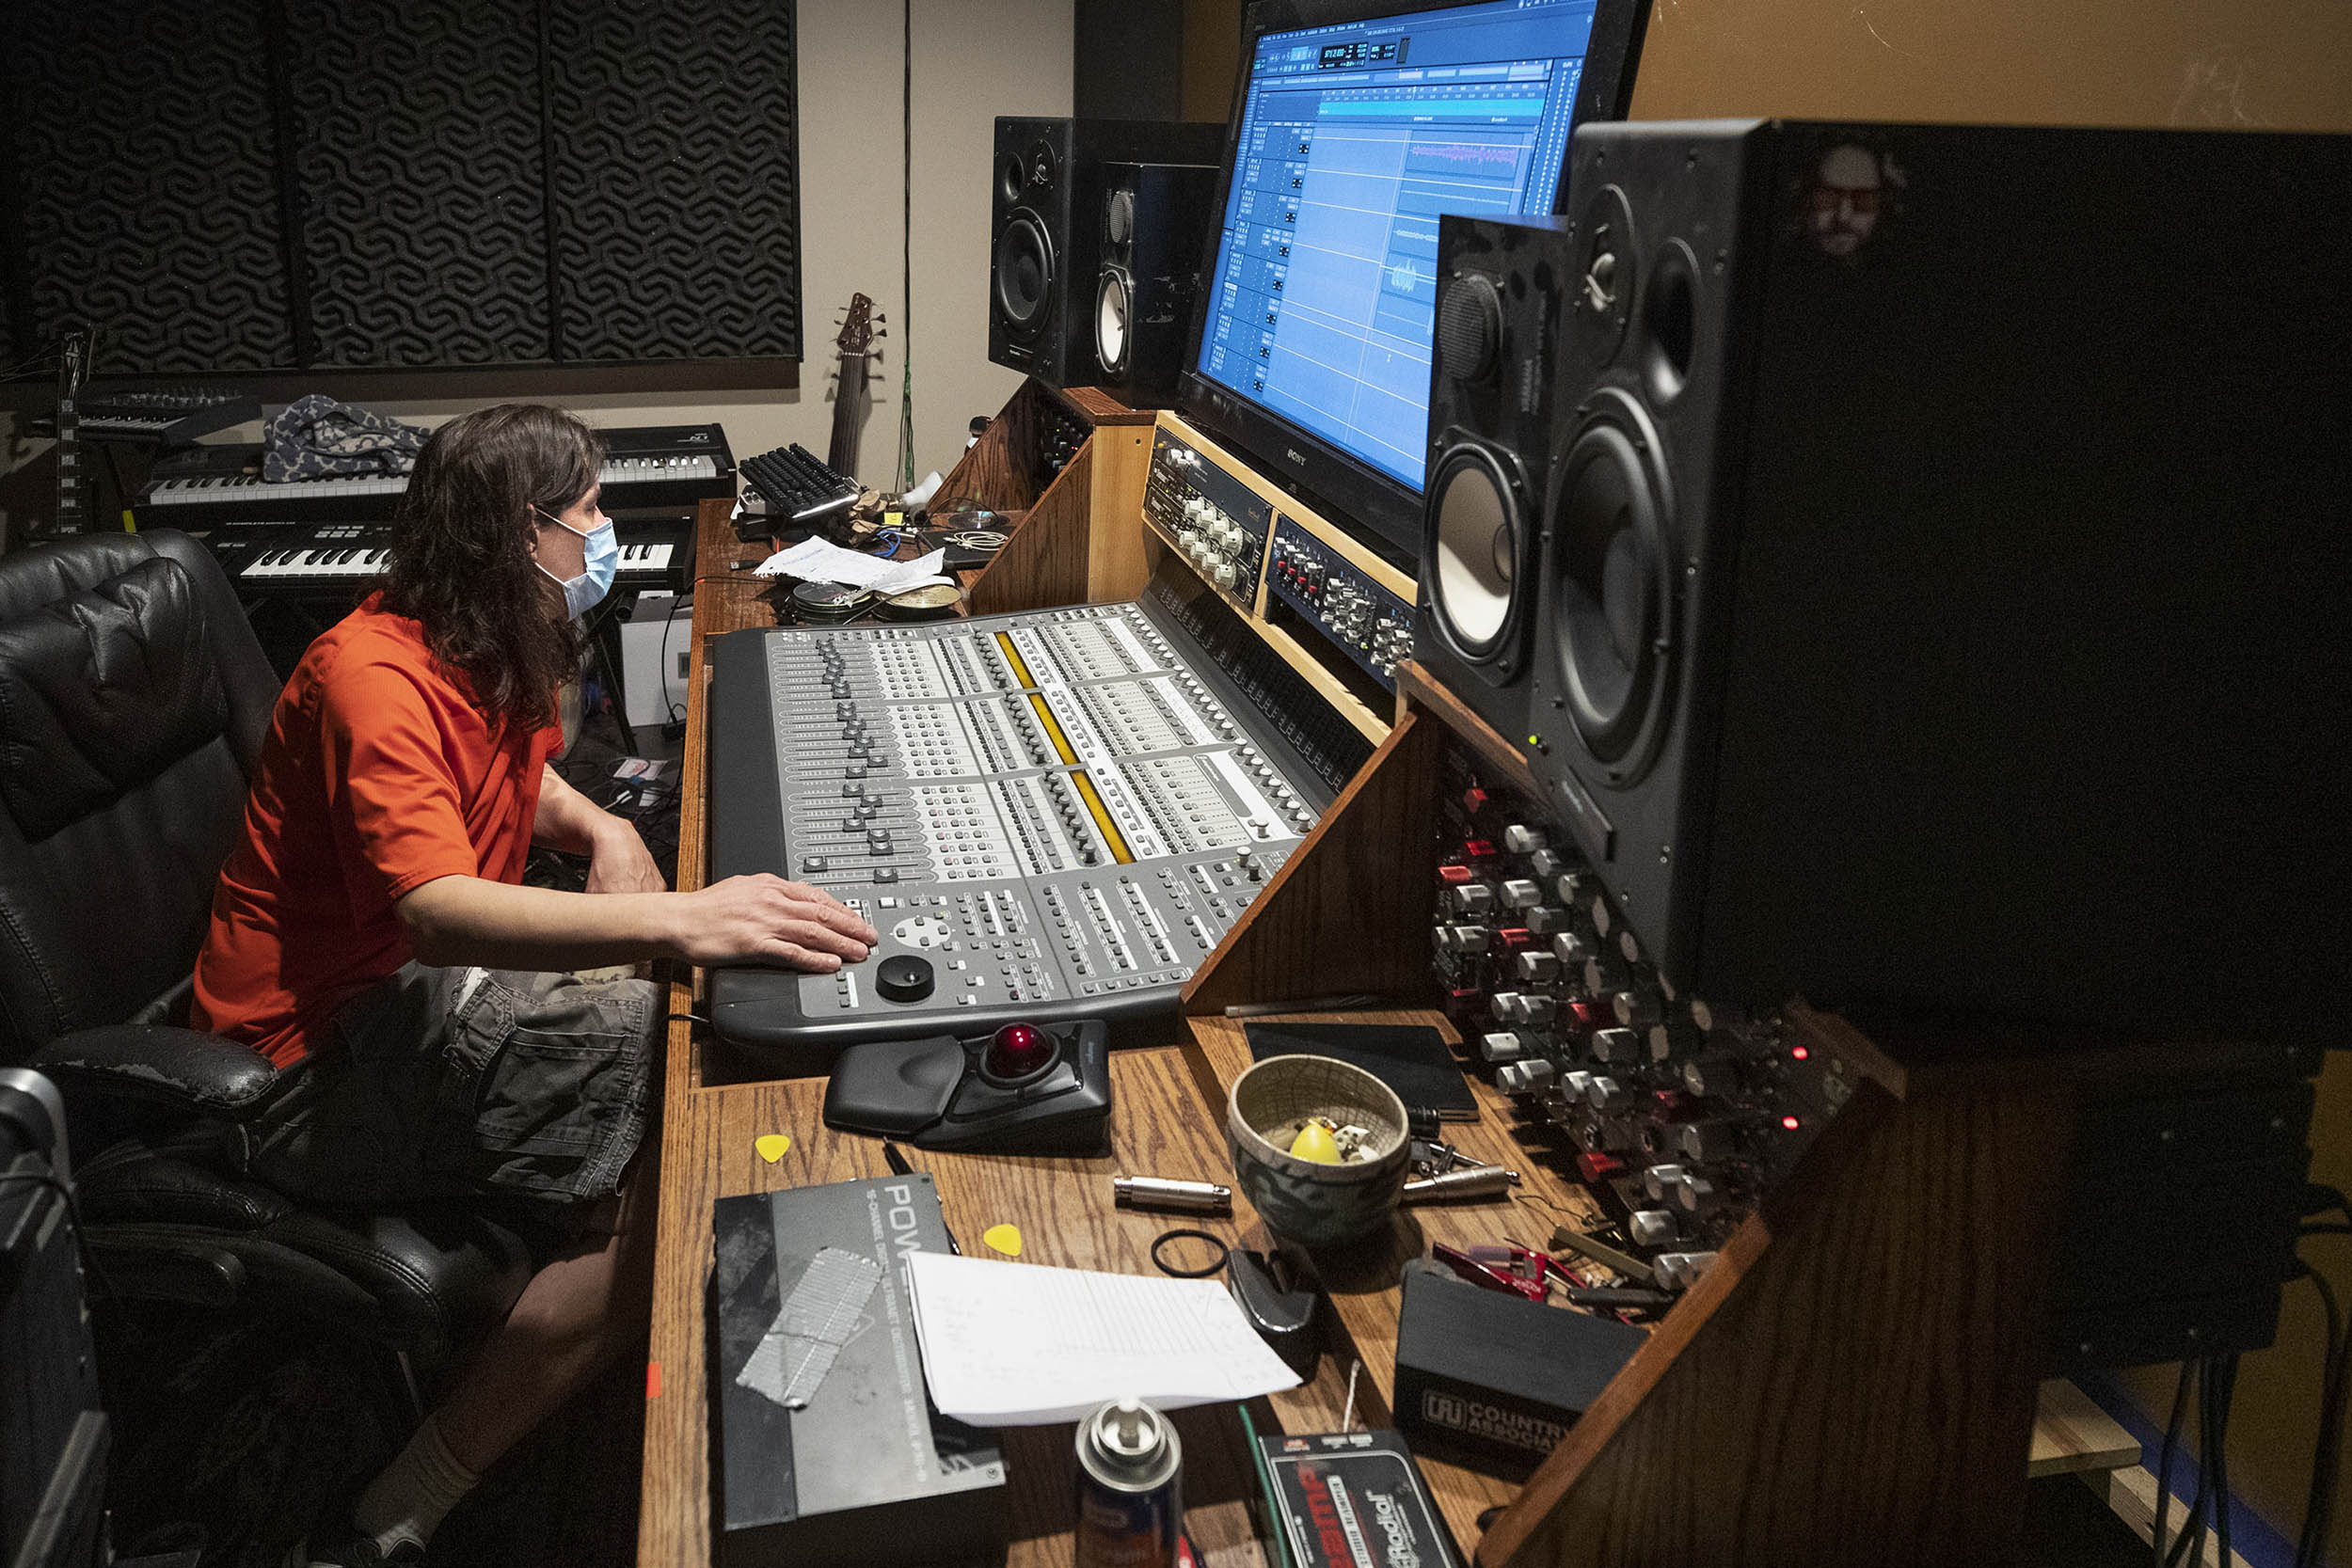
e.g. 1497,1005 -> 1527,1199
1094,160 -> 1217,408
1414,214 -> 1576,751
1525,119 -> 2352,1044
990,119 -> 1223,389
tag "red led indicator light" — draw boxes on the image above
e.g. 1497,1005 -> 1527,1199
1781,1114 -> 1802,1131
1790,1045 -> 1810,1060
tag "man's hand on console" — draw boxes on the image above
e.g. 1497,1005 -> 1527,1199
673,875 -> 880,973
584,816 -> 668,895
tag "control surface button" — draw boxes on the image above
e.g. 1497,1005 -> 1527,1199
876,954 -> 935,1003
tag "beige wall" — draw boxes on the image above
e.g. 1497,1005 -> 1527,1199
0,0 -> 1073,527
1625,0 -> 2352,129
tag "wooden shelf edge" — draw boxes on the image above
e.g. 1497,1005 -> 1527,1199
1395,659 -> 1540,801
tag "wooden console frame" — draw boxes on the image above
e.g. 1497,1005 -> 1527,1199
1174,658 -> 2132,1568
930,379 -> 1157,615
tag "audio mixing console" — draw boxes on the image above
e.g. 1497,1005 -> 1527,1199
707,584 -> 1344,1064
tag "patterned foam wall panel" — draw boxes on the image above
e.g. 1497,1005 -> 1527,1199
1,0 -> 295,373
545,0 -> 801,363
281,0 -> 554,367
4,0 -> 801,374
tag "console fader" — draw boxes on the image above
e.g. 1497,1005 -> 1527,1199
707,592 -> 1330,1064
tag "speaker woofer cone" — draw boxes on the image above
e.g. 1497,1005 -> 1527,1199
1096,268 -> 1132,375
1425,441 -> 1529,671
1549,391 -> 1675,780
993,214 -> 1055,335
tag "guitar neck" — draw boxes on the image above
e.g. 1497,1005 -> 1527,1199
826,354 -> 867,480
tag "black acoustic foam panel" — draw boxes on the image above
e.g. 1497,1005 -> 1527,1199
1,0 -> 294,372
545,0 -> 802,363
281,0 -> 553,367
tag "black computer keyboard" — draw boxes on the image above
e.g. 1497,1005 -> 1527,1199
740,443 -> 859,522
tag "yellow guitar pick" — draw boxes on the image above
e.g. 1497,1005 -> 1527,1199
982,1224 -> 1024,1258
755,1133 -> 790,1164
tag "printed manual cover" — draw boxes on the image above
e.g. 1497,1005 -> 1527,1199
712,1175 -> 1006,1567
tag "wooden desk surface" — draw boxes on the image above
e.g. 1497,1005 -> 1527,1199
636,505 -> 2136,1566
640,506 -> 1336,1568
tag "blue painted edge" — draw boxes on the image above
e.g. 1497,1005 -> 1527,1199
2071,1367 -> 2299,1568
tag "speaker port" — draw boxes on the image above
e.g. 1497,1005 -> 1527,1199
1643,240 -> 1698,404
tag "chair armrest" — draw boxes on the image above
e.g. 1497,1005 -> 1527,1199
31,1025 -> 282,1118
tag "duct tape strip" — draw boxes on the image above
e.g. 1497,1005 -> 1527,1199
736,1244 -> 886,1410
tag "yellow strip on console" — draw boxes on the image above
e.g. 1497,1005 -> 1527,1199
1027,694 -> 1077,764
993,632 -> 1035,689
1071,770 -> 1134,864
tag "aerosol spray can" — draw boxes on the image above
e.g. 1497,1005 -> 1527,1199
1074,1395 -> 1183,1567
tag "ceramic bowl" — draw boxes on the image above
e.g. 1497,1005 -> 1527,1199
1225,1054 -> 1411,1248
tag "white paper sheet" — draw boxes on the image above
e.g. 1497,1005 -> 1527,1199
753,535 -> 951,593
904,1252 -> 1302,1426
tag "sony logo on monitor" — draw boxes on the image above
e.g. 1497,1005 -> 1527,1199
1285,448 -> 1306,467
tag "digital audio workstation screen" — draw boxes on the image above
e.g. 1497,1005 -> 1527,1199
1197,0 -> 1597,491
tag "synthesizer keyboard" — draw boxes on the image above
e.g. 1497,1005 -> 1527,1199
201,520 -> 691,596
706,572 -> 1373,1066
29,388 -> 260,446
135,423 -> 735,528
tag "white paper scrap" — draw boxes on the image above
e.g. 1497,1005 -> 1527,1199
904,1252 -> 1302,1426
737,1245 -> 884,1410
753,535 -> 950,593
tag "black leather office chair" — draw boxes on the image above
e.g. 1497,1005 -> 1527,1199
0,530 -> 532,1394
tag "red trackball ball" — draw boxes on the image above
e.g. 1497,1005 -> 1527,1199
987,1023 -> 1054,1078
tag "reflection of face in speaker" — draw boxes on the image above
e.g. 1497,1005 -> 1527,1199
1804,144 -> 1885,258
1547,388 -> 1674,782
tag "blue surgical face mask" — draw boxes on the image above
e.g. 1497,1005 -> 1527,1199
534,504 -> 618,619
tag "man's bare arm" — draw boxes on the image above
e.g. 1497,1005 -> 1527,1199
396,872 -> 879,974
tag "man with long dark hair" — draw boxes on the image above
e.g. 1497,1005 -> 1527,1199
192,403 -> 878,1565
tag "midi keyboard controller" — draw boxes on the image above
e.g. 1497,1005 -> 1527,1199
707,575 -> 1368,1065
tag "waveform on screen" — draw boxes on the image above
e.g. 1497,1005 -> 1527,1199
1404,139 -> 1525,179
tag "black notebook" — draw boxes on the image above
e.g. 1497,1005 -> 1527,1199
1243,1022 -> 1477,1123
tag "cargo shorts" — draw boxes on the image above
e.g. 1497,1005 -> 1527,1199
242,963 -> 659,1230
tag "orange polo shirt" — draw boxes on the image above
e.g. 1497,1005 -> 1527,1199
193,596 -> 559,1068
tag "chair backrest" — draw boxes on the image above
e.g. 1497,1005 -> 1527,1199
0,531 -> 282,1056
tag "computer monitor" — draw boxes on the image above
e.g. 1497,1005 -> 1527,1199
1179,0 -> 1651,564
